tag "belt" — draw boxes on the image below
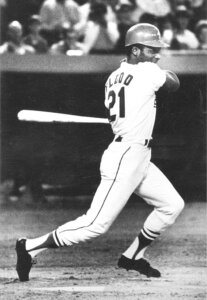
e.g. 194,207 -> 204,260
115,136 -> 153,147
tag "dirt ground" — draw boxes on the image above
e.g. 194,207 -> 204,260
0,200 -> 206,300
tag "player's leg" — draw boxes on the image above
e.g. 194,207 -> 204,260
16,178 -> 131,281
22,145 -> 141,247
118,162 -> 184,276
16,143 -> 150,281
24,144 -> 150,250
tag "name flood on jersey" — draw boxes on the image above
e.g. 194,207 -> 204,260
105,72 -> 134,91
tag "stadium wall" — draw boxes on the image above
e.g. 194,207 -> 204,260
0,53 -> 206,196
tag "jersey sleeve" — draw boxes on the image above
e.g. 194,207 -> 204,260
143,62 -> 166,92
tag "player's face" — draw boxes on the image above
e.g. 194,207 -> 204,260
139,46 -> 161,64
8,27 -> 22,44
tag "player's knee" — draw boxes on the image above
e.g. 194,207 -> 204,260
91,221 -> 111,236
172,196 -> 185,216
165,196 -> 184,222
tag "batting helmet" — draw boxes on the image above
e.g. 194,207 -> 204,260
125,23 -> 168,48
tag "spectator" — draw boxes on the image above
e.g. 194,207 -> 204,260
116,0 -> 142,25
172,0 -> 206,30
79,1 -> 120,54
4,0 -> 43,29
160,14 -> 175,46
39,0 -> 81,46
195,20 -> 207,50
115,0 -> 141,53
136,0 -> 172,18
73,0 -> 91,38
23,15 -> 48,54
139,13 -> 160,27
0,20 -> 35,54
50,26 -> 83,55
76,0 -> 118,41
188,0 -> 206,31
171,5 -> 199,49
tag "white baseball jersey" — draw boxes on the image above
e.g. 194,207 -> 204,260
105,61 -> 166,141
54,60 -> 184,249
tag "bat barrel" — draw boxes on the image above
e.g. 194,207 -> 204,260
18,110 -> 109,124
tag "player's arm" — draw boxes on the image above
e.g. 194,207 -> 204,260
162,70 -> 180,92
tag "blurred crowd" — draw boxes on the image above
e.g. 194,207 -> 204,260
0,0 -> 207,55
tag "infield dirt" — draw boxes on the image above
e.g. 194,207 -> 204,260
0,201 -> 206,299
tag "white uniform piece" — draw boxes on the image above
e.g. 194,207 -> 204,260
53,61 -> 184,247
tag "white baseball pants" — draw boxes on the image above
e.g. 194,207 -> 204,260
53,141 -> 184,247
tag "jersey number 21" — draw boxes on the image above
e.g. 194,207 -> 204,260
107,87 -> 125,122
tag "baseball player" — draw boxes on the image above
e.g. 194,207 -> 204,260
16,23 -> 184,281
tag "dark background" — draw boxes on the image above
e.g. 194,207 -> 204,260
0,71 -> 206,199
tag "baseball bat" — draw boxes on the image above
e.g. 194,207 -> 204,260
17,110 -> 109,124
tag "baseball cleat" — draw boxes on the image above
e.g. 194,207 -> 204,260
15,238 -> 35,281
117,255 -> 161,277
